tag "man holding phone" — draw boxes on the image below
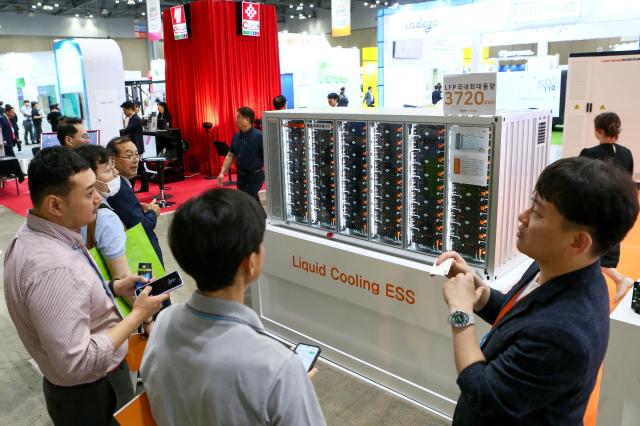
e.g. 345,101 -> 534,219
4,147 -> 169,426
141,189 -> 325,425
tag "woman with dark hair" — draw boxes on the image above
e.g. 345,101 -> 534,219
580,111 -> 635,303
157,102 -> 172,129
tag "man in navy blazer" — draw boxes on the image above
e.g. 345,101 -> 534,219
106,136 -> 162,264
120,101 -> 148,193
438,157 -> 639,425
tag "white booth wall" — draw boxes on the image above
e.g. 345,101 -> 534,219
378,0 -> 640,107
279,33 -> 360,109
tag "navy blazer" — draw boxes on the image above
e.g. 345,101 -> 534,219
106,177 -> 163,264
0,115 -> 16,156
453,260 -> 609,425
123,113 -> 144,154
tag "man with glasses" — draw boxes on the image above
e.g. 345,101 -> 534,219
57,117 -> 89,149
106,136 -> 163,264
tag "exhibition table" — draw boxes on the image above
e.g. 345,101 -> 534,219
252,225 -> 531,418
597,289 -> 640,425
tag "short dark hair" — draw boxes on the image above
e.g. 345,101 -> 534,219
28,146 -> 90,207
23,100 -> 29,104
237,106 -> 255,124
594,112 -> 621,139
106,136 -> 133,156
5,104 -> 14,113
327,93 -> 339,101
169,189 -> 265,292
120,101 -> 135,110
535,157 -> 639,255
272,95 -> 287,110
31,101 -> 38,108
57,117 -> 83,145
74,144 -> 110,172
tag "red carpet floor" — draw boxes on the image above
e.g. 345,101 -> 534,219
0,174 -> 241,217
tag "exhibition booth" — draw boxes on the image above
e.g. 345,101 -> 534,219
377,0 -> 640,108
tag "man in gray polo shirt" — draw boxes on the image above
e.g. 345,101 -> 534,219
141,189 -> 326,425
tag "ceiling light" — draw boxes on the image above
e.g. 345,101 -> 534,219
307,14 -> 312,18
127,0 -> 135,5
364,1 -> 368,4
139,0 -> 144,3
289,4 -> 293,8
310,4 -> 314,7
31,4 -> 36,8
75,13 -> 79,17
54,3 -> 59,7
115,0 -> 120,3
89,14 -> 94,18
289,14 -> 294,18
141,11 -> 146,15
37,2 -> 42,6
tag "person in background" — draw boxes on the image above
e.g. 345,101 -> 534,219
217,107 -> 264,206
120,101 -> 148,193
432,83 -> 443,105
57,117 -> 89,149
338,87 -> 349,107
438,157 -> 638,425
363,86 -> 375,107
10,105 -> 20,143
47,104 -> 62,132
20,100 -> 34,145
141,189 -> 326,426
157,102 -> 172,130
0,105 -> 24,161
0,101 -> 5,115
3,147 -> 168,426
272,95 -> 287,110
106,136 -> 163,264
327,93 -> 339,107
75,144 -> 130,279
579,111 -> 636,303
31,101 -> 44,145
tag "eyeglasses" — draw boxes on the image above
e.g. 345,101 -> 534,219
114,153 -> 140,161
80,133 -> 90,140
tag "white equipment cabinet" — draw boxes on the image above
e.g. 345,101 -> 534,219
562,50 -> 640,181
253,109 -> 550,417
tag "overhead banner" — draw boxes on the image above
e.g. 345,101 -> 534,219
332,0 -> 351,37
443,73 -> 497,115
146,0 -> 163,41
170,5 -> 188,40
241,1 -> 261,37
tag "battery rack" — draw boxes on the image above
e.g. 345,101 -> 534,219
283,119 -> 308,223
338,121 -> 369,238
370,122 -> 404,246
308,120 -> 337,230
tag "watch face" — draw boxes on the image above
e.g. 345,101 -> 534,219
450,310 -> 469,326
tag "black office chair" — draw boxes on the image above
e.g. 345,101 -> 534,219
213,141 -> 235,186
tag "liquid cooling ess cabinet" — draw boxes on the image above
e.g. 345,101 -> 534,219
255,109 -> 550,417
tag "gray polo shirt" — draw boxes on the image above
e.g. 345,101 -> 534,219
141,291 -> 326,426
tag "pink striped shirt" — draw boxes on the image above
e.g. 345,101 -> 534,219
4,213 -> 127,386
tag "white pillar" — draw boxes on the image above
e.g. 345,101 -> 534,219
471,33 -> 483,73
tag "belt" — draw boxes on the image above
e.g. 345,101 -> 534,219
237,168 -> 263,176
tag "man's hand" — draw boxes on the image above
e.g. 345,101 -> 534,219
143,202 -> 161,217
131,286 -> 169,322
216,173 -> 225,186
436,251 -> 471,279
113,274 -> 148,297
443,272 -> 484,313
308,367 -> 319,380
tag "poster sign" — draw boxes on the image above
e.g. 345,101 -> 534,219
170,5 -> 188,40
449,126 -> 490,186
443,73 -> 497,115
146,0 -> 163,41
134,23 -> 148,39
241,1 -> 261,37
332,0 -> 351,37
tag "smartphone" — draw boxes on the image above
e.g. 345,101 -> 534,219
136,262 -> 153,291
135,271 -> 184,297
632,281 -> 640,314
294,343 -> 321,372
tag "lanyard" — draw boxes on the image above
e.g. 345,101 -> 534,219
185,303 -> 267,336
74,245 -> 114,300
480,285 -> 527,349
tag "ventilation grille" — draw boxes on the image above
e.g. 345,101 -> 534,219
537,120 -> 547,144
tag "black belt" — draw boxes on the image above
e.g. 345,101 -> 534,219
237,169 -> 263,176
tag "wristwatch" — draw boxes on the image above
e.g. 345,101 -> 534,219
448,309 -> 475,328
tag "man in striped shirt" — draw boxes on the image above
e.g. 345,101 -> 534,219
4,147 -> 169,426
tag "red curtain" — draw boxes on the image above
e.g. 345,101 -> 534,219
162,0 -> 281,174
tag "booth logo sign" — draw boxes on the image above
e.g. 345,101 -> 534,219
404,17 -> 439,34
242,1 -> 260,37
171,5 -> 188,40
